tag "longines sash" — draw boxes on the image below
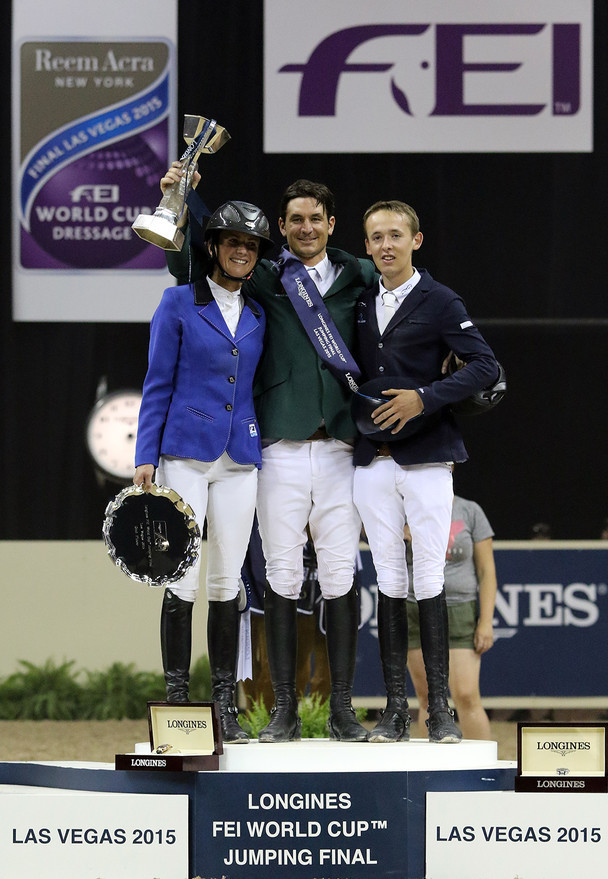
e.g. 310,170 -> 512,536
274,250 -> 362,392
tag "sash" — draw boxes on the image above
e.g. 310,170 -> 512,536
186,187 -> 212,227
274,249 -> 362,393
274,249 -> 430,442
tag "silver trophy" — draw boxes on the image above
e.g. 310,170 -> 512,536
132,114 -> 231,251
103,483 -> 201,587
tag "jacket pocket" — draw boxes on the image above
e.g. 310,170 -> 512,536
186,406 -> 214,422
241,415 -> 260,439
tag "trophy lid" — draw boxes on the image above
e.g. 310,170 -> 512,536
103,484 -> 201,587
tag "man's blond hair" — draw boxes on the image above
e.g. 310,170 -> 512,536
363,200 -> 420,237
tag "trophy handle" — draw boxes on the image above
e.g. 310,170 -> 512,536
158,117 -> 230,219
131,115 -> 231,251
184,115 -> 231,155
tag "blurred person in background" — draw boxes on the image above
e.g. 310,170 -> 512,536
406,495 -> 497,740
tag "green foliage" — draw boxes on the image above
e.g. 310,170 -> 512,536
240,696 -> 271,737
355,705 -> 368,724
300,693 -> 331,738
0,658 -> 164,721
80,663 -> 165,720
0,659 -> 83,720
0,658 -> 368,731
240,693 -> 366,739
189,654 -> 212,702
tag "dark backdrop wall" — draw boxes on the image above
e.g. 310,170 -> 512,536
2,1 -> 606,540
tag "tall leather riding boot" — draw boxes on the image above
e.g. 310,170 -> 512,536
258,587 -> 301,743
160,589 -> 193,703
207,598 -> 249,744
418,589 -> 462,743
367,592 -> 411,743
325,585 -> 368,742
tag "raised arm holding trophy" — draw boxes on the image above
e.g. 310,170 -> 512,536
131,114 -> 230,251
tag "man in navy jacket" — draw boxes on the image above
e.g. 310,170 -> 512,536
352,200 -> 499,744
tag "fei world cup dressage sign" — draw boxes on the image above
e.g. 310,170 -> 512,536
12,0 -> 177,322
264,0 -> 592,153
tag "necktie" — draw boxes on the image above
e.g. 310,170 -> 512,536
380,291 -> 397,333
309,267 -> 324,295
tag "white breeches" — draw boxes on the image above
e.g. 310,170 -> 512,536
353,458 -> 453,600
156,453 -> 258,603
256,439 -> 361,599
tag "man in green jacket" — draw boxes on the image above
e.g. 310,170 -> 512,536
164,168 -> 376,742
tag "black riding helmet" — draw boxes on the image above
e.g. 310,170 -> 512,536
449,360 -> 507,416
205,200 -> 273,281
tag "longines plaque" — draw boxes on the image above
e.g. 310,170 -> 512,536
516,722 -> 608,792
115,702 -> 223,772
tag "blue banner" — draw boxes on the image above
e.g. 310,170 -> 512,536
197,772 -> 408,878
355,545 -> 608,699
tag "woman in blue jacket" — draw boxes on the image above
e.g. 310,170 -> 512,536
134,192 -> 272,744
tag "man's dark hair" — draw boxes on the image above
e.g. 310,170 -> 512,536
279,179 -> 335,221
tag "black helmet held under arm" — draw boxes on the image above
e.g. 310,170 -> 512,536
449,360 -> 507,416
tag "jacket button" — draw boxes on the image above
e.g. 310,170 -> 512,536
232,348 -> 239,356
378,366 -> 385,373
228,376 -> 236,383
378,342 -> 383,349
225,404 -> 233,411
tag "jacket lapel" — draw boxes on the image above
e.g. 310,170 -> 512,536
195,276 -> 262,341
198,299 -> 262,342
382,270 -> 430,334
197,299 -> 232,340
324,262 -> 355,299
362,282 -> 381,334
234,305 -> 262,341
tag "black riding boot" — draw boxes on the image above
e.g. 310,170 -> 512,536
325,585 -> 368,742
160,589 -> 193,703
258,587 -> 301,743
208,598 -> 249,744
418,590 -> 462,743
367,592 -> 411,743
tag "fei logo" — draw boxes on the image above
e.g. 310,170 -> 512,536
70,185 -> 120,204
264,0 -> 592,153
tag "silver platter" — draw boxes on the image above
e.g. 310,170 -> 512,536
103,484 -> 201,587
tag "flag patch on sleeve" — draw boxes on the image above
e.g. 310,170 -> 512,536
460,320 -> 473,329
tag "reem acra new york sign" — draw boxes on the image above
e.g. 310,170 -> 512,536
264,0 -> 592,153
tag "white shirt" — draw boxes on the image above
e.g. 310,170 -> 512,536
375,268 -> 421,331
304,254 -> 342,297
208,277 -> 243,337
